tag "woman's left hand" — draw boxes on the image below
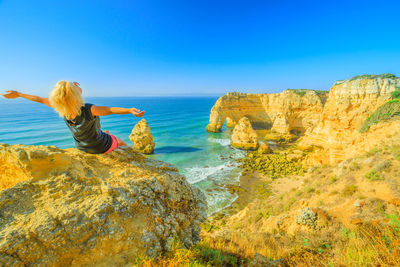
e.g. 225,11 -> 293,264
130,108 -> 145,117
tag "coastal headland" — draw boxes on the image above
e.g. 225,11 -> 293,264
1,74 -> 400,266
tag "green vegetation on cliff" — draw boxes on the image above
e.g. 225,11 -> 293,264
134,239 -> 247,266
239,151 -> 304,178
336,73 -> 398,85
391,86 -> 400,99
286,89 -> 329,97
349,73 -> 397,81
360,87 -> 400,133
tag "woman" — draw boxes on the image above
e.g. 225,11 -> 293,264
1,81 -> 145,154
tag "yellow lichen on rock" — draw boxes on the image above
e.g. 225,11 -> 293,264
230,117 -> 259,150
0,144 -> 206,266
129,118 -> 155,154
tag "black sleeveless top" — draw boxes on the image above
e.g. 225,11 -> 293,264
64,103 -> 112,154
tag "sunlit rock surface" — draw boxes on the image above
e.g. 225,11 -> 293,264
230,117 -> 259,150
206,90 -> 327,134
299,74 -> 400,164
0,144 -> 206,266
129,118 -> 155,154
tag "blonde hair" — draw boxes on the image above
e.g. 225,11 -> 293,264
49,81 -> 84,120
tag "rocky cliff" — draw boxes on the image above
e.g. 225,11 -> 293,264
206,90 -> 328,134
0,144 -> 206,266
129,118 -> 155,154
208,74 -> 400,165
299,74 -> 400,164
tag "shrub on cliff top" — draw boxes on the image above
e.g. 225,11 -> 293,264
286,89 -> 329,97
391,87 -> 400,99
349,73 -> 397,81
360,100 -> 400,133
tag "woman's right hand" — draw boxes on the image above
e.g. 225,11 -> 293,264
1,90 -> 20,99
130,108 -> 145,117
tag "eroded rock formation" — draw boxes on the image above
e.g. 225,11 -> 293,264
129,118 -> 155,154
0,144 -> 206,266
299,74 -> 400,164
206,90 -> 328,134
208,74 -> 400,165
230,117 -> 259,150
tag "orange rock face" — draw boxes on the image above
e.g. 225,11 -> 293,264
299,75 -> 400,165
206,91 -> 327,134
207,75 -> 400,165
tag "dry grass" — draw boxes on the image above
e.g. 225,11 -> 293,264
196,217 -> 400,266
132,238 -> 247,267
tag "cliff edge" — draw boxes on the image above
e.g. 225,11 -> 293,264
0,144 -> 206,266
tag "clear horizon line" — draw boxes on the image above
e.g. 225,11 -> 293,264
84,94 -> 222,98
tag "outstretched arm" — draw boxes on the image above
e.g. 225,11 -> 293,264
1,90 -> 51,107
91,105 -> 145,117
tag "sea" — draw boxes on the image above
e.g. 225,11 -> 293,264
0,97 -> 244,215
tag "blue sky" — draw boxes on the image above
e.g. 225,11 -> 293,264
0,0 -> 399,96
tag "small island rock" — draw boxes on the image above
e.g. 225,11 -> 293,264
129,118 -> 155,154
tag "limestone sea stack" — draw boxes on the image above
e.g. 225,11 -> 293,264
0,144 -> 206,266
129,118 -> 155,154
230,117 -> 259,150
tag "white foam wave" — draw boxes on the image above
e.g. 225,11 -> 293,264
184,163 -> 236,184
207,194 -> 238,216
207,138 -> 231,146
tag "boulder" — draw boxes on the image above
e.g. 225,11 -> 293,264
287,153 -> 303,162
264,131 -> 297,143
257,142 -> 272,154
295,207 -> 317,228
129,119 -> 155,154
0,144 -> 206,266
230,117 -> 259,150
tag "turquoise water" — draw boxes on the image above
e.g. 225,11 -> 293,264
0,97 -> 243,214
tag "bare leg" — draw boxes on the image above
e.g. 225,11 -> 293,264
104,130 -> 127,147
115,136 -> 128,147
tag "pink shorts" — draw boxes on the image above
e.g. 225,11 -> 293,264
105,134 -> 119,154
